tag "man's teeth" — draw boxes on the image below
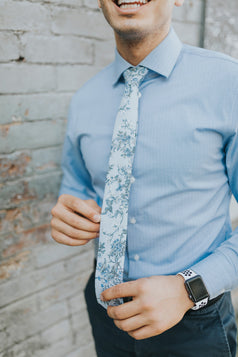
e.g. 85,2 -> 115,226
117,0 -> 149,9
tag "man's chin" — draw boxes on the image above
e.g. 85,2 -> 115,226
114,26 -> 148,42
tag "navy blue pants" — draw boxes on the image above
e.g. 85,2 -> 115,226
84,272 -> 237,357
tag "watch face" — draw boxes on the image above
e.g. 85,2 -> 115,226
187,276 -> 209,302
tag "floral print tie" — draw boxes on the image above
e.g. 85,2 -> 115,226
95,66 -> 148,308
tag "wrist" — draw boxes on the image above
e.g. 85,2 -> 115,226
177,270 -> 210,310
176,274 -> 195,311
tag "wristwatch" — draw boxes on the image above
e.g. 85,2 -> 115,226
177,269 -> 210,310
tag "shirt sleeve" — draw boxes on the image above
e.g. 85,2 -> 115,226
190,126 -> 238,299
58,96 -> 97,201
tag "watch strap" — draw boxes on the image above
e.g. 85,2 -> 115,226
177,269 -> 209,310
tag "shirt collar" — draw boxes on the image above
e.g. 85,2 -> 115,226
112,26 -> 182,85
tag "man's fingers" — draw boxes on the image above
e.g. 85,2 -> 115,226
128,325 -> 160,340
51,229 -> 89,246
114,314 -> 146,332
59,194 -> 101,223
51,217 -> 99,240
53,204 -> 100,233
101,280 -> 138,301
107,300 -> 141,320
85,199 -> 102,213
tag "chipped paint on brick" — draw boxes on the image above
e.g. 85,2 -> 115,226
0,2 -> 236,356
0,250 -> 30,280
11,181 -> 37,204
2,224 -> 51,258
0,122 -> 21,138
0,152 -> 31,181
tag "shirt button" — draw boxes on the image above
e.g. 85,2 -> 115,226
131,176 -> 135,184
130,217 -> 136,224
134,254 -> 140,261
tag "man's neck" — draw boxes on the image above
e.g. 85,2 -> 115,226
114,23 -> 171,66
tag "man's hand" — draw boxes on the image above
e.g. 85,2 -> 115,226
51,194 -> 101,246
101,275 -> 194,340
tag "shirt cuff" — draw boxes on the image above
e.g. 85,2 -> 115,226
189,251 -> 231,299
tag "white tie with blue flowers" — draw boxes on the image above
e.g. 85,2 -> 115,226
95,66 -> 148,308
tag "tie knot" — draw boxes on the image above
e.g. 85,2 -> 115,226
123,66 -> 148,86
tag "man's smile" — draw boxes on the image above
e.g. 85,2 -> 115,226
113,0 -> 151,11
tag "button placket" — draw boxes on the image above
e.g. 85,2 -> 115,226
131,176 -> 135,183
134,254 -> 140,261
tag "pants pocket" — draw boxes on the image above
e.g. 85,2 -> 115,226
214,293 -> 237,357
183,292 -> 236,357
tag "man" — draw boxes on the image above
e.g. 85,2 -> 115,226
51,0 -> 238,356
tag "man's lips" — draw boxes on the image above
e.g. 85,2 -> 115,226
113,0 -> 151,11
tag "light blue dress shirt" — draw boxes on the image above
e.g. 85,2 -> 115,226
59,27 -> 238,300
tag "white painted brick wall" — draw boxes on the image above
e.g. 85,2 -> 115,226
22,35 -> 94,64
0,33 -> 20,62
0,64 -> 56,93
0,1 -> 237,356
0,1 -> 51,32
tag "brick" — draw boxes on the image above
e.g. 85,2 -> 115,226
67,344 -> 97,357
56,65 -> 101,91
0,294 -> 38,332
15,335 -> 44,357
33,0 -> 83,5
1,225 -> 50,259
52,8 -> 113,40
0,93 -> 72,125
0,2 -> 237,357
0,260 -> 65,307
0,330 -> 8,353
94,39 -> 115,67
0,198 -> 56,236
68,292 -> 87,316
0,120 -> 65,154
0,64 -> 55,94
25,172 -> 61,201
172,21 -> 202,46
33,241 -> 91,268
0,247 -> 92,306
205,0 -> 238,58
41,319 -> 71,343
32,146 -> 62,173
38,276 -> 84,311
0,152 -> 32,183
83,0 -> 99,9
0,335 -> 45,357
36,252 -> 94,307
0,250 -> 32,281
0,172 -> 62,209
173,0 -> 204,24
0,32 -> 20,62
0,231 -> 18,259
0,147 -> 62,183
71,309 -> 93,347
0,209 -> 21,236
34,336 -> 74,357
64,248 -> 94,275
0,180 -> 38,210
0,1 -> 50,33
6,302 -> 68,348
22,35 -> 93,64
